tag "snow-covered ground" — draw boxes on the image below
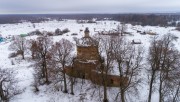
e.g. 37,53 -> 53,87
0,20 -> 180,102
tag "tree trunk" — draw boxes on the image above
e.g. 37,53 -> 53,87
32,52 -> 34,59
70,77 -> 74,95
103,85 -> 108,102
0,82 -> 7,101
22,51 -> 25,59
173,84 -> 179,102
148,71 -> 155,102
118,62 -> 125,102
120,89 -> 125,102
43,56 -> 49,84
42,66 -> 45,78
63,64 -> 68,93
159,73 -> 163,102
63,72 -> 67,93
41,57 -> 46,78
70,61 -> 75,95
103,74 -> 108,102
44,56 -> 49,84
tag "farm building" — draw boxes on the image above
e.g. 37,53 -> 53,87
20,34 -> 28,37
132,39 -> 142,44
0,35 -> 4,42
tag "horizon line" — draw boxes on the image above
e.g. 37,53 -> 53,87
0,12 -> 180,15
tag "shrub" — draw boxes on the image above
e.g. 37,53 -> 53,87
55,28 -> 63,35
62,28 -> 70,34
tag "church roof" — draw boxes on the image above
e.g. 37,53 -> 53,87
77,37 -> 97,47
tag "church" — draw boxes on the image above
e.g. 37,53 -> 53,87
66,28 -> 128,87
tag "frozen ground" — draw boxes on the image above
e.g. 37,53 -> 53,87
0,20 -> 180,102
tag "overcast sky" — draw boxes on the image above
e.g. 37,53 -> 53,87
0,0 -> 180,14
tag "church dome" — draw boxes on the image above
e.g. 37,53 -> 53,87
77,28 -> 97,46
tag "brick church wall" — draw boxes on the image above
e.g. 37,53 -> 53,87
77,46 -> 99,60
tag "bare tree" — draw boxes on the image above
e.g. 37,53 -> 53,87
9,36 -> 27,59
112,36 -> 144,102
29,39 -> 39,59
51,39 -> 74,93
117,23 -> 127,36
69,57 -> 76,95
147,34 -> 180,102
0,68 -> 22,102
147,36 -> 161,102
34,36 -> 53,84
98,36 -> 114,102
158,34 -> 180,102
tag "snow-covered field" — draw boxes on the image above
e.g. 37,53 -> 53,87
0,20 -> 180,102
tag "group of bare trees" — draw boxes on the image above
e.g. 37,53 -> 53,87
51,39 -> 74,93
112,37 -> 143,102
9,34 -> 75,96
29,36 -> 75,94
0,68 -> 22,102
147,34 -> 180,102
93,35 -> 144,102
94,34 -> 180,102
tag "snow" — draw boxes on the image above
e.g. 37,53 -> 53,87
77,37 -> 97,47
0,20 -> 180,102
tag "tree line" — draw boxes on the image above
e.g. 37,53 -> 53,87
1,14 -> 180,27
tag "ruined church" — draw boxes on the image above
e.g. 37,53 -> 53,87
66,28 -> 127,87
